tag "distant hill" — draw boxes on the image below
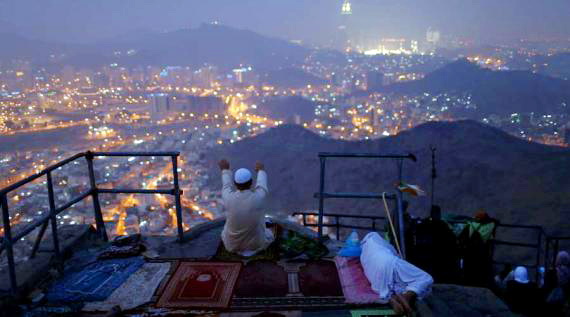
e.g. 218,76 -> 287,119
264,68 -> 326,88
533,53 -> 570,80
204,120 -> 570,241
381,59 -> 570,117
0,24 -> 310,70
0,33 -> 76,62
249,96 -> 318,122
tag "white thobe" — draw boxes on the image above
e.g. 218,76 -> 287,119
220,169 -> 273,254
360,232 -> 433,302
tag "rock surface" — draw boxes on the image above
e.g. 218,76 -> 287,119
418,284 -> 518,317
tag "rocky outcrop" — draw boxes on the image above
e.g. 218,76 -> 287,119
418,284 -> 518,317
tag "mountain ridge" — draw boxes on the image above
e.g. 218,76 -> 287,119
204,120 -> 570,242
380,59 -> 570,117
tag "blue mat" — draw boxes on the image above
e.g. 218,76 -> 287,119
46,257 -> 145,302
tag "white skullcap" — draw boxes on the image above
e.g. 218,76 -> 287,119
234,168 -> 252,184
514,266 -> 529,284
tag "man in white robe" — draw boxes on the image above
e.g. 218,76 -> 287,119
218,159 -> 273,256
360,232 -> 433,315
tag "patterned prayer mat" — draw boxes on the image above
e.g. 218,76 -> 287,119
298,260 -> 343,297
334,257 -> 386,305
156,261 -> 242,309
234,260 -> 288,298
46,257 -> 145,302
83,262 -> 171,311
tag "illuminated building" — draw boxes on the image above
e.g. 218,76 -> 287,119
341,0 -> 352,15
426,27 -> 441,53
150,93 -> 171,119
336,0 -> 353,51
232,66 -> 254,84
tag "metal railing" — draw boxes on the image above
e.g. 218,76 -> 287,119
292,211 -> 386,240
0,151 -> 184,295
545,236 -> 570,269
293,210 -> 566,280
315,152 -> 416,258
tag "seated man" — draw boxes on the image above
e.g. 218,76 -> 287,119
360,232 -> 433,315
218,159 -> 273,256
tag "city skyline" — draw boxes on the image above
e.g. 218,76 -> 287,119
1,0 -> 570,46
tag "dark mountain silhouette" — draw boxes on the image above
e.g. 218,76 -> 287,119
249,96 -> 318,122
204,120 -> 570,245
0,32 -> 77,61
264,68 -> 326,88
533,53 -> 570,80
380,59 -> 570,117
1,24 -> 309,70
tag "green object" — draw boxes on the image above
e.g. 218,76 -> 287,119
350,308 -> 398,316
280,230 -> 328,259
466,221 -> 495,242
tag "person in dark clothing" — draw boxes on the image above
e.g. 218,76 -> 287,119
546,251 -> 570,316
407,205 -> 460,284
504,266 -> 541,316
459,211 -> 497,288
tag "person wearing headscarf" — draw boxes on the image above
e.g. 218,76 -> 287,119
556,251 -> 570,287
503,266 -> 540,316
546,251 -> 570,315
218,159 -> 273,256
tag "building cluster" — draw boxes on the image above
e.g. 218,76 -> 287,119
1,27 -> 570,269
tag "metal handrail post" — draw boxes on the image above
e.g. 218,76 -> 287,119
396,190 -> 406,259
85,152 -> 108,241
545,236 -> 551,269
30,222 -> 48,258
171,155 -> 184,242
1,194 -> 18,294
317,157 -> 326,240
46,172 -> 62,267
536,230 -> 542,276
336,215 -> 340,240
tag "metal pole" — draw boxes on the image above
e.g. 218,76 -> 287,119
46,172 -> 62,266
545,236 -> 550,270
1,194 -> 18,294
430,146 -> 437,207
30,221 -> 48,258
85,152 -> 108,241
336,215 -> 340,240
536,230 -> 542,278
317,157 -> 326,240
396,158 -> 406,259
172,156 -> 184,242
396,190 -> 407,259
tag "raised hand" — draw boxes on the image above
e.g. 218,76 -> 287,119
218,159 -> 230,170
255,161 -> 264,171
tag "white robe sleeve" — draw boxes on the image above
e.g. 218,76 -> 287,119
221,169 -> 234,201
254,170 -> 268,200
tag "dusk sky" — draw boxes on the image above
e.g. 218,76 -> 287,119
1,0 -> 569,44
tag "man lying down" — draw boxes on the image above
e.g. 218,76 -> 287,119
361,232 -> 434,315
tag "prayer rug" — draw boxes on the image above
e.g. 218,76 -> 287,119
156,261 -> 242,309
234,260 -> 288,297
350,308 -> 398,317
334,257 -> 386,305
298,260 -> 343,297
83,262 -> 171,311
46,257 -> 145,302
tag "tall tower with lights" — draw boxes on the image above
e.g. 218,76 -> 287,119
337,0 -> 353,51
341,0 -> 352,15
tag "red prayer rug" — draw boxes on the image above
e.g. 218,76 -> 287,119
334,256 -> 386,305
156,261 -> 242,309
